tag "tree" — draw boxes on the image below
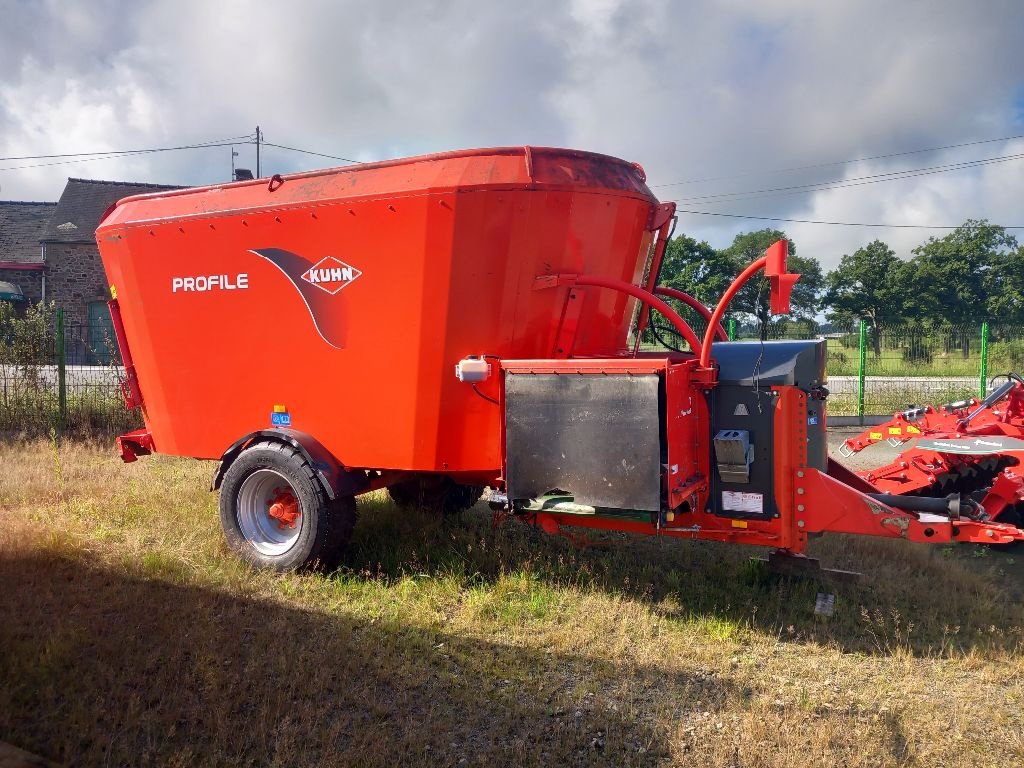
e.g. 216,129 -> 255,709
985,244 -> 1024,322
904,220 -> 1017,324
649,234 -> 738,345
657,234 -> 733,305
651,229 -> 822,344
824,240 -> 908,354
720,229 -> 823,335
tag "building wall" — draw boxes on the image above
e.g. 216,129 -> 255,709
42,241 -> 109,327
0,268 -> 43,305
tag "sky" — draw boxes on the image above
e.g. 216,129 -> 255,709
1,0 -> 1023,269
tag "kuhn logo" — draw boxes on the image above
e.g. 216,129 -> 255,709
301,256 -> 362,294
250,248 -> 362,349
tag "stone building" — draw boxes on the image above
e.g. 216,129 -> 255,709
0,200 -> 57,307
39,178 -> 179,328
0,178 -> 177,361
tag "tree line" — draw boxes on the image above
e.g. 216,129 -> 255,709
656,220 -> 1024,340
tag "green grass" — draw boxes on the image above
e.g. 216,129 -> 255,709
828,383 -> 978,417
829,353 -> 987,378
2,440 -> 1024,766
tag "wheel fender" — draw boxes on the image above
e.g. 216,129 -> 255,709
211,429 -> 367,500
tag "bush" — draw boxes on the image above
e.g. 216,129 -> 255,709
0,302 -> 139,436
987,340 -> 1024,374
901,337 -> 933,365
0,301 -> 57,431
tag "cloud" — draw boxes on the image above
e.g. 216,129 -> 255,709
787,140 -> 1024,265
0,0 -> 1021,268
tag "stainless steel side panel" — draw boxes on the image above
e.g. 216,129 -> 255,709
504,373 -> 661,511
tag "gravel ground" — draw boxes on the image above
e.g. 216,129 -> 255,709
826,425 -> 904,472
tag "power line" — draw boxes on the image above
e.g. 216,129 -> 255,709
671,151 -> 1024,205
261,141 -> 360,164
0,134 -> 255,162
673,208 -> 1024,229
0,137 -> 256,173
652,131 -> 1024,188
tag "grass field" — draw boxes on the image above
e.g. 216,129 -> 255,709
2,439 -> 1024,766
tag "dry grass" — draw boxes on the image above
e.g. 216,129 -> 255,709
2,438 -> 1024,767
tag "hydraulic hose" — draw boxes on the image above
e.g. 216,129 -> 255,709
653,286 -> 729,342
868,492 -> 973,518
960,377 -> 1018,427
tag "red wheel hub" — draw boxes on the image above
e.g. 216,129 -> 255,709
267,488 -> 300,529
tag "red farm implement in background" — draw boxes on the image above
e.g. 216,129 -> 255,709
95,146 -> 1024,572
840,374 -> 1024,530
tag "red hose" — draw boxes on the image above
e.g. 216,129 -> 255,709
699,256 -> 767,368
653,286 -> 728,342
568,275 -> 703,357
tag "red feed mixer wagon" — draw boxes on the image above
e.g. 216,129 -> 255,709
95,146 -> 1024,571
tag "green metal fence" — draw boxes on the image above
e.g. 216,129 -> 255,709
646,311 -> 1024,421
0,305 -> 139,435
817,321 -> 1022,420
4,301 -> 1023,433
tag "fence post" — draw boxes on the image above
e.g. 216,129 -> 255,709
56,308 -> 66,430
857,320 -> 867,425
979,320 -> 989,398
727,317 -> 736,341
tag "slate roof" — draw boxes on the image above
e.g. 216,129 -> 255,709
41,178 -> 182,244
0,201 -> 57,265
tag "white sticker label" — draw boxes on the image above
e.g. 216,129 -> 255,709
722,491 -> 763,513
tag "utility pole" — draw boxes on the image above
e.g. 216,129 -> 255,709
231,145 -> 239,181
255,125 -> 262,178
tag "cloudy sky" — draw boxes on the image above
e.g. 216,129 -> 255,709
2,0 -> 1023,268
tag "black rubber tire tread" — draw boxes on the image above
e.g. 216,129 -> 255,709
388,475 -> 484,515
219,440 -> 357,571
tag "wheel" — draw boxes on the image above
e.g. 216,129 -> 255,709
219,441 -> 357,571
387,475 -> 484,515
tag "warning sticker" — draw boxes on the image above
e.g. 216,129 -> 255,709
722,491 -> 764,514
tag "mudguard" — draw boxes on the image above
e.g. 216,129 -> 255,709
211,429 -> 368,499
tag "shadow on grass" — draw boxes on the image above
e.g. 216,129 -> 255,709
0,548 -> 736,768
344,497 -> 1024,658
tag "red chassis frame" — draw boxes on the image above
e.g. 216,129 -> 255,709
503,240 -> 1024,553
498,359 -> 1024,553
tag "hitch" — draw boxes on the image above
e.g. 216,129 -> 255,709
116,429 -> 154,463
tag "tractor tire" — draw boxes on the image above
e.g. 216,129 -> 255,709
219,441 -> 357,571
388,475 -> 484,515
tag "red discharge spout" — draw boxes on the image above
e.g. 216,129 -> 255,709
698,240 -> 798,368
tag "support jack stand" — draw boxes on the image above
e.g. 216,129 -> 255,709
757,550 -> 861,583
